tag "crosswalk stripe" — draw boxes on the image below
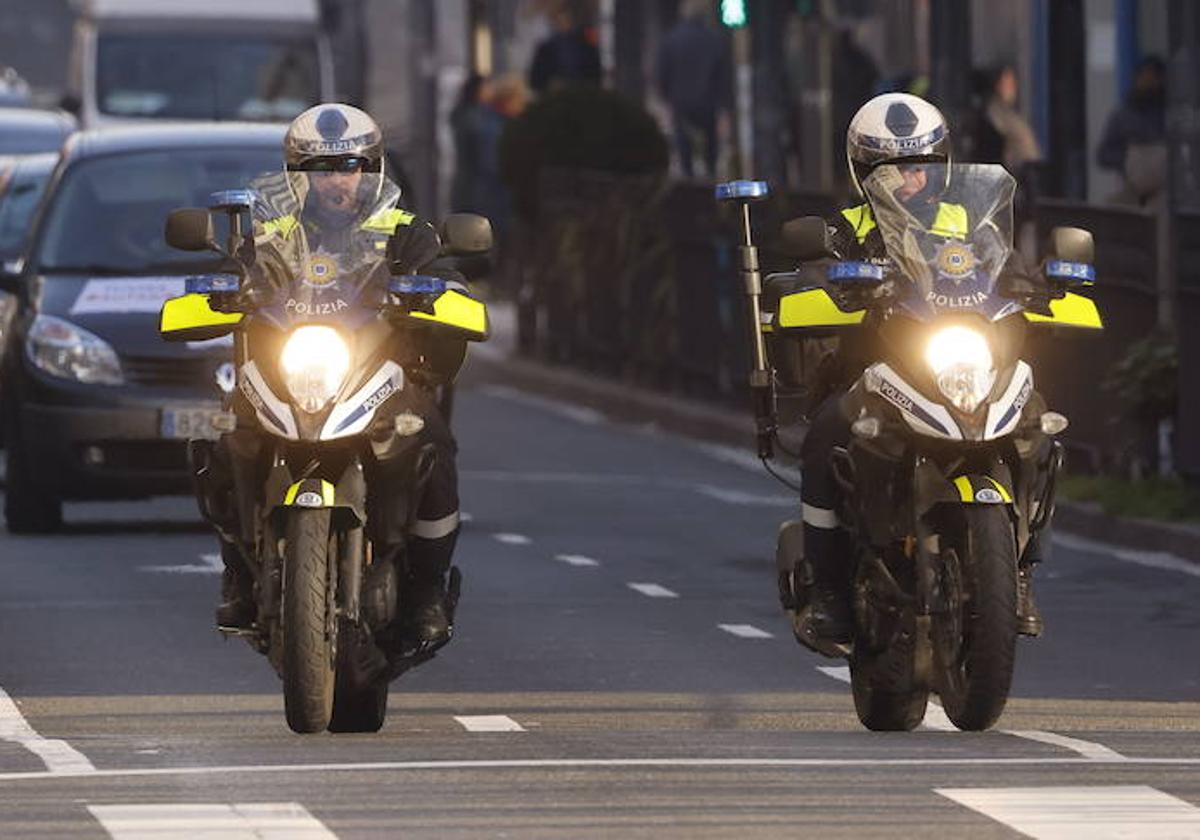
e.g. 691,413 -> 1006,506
718,623 -> 774,639
555,554 -> 600,567
454,715 -> 526,733
89,803 -> 338,839
627,582 -> 679,599
936,786 -> 1200,838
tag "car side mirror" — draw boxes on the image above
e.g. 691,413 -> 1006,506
781,216 -> 833,262
1048,226 -> 1094,265
439,213 -> 493,257
58,93 -> 80,115
0,259 -> 22,294
165,208 -> 217,253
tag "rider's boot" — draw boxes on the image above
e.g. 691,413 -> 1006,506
803,527 -> 854,644
402,566 -> 451,647
214,542 -> 254,629
1017,564 -> 1044,637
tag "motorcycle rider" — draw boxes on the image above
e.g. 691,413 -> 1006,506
792,92 -> 1046,644
212,104 -> 466,648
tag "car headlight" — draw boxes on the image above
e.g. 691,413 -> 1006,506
26,314 -> 123,385
280,325 -> 351,413
924,326 -> 996,414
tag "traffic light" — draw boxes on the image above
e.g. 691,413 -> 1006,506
720,0 -> 747,28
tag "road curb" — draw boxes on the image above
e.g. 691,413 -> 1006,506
471,348 -> 1198,568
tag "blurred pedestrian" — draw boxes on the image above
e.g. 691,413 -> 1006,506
971,64 -> 1041,174
474,74 -> 529,239
655,0 -> 731,179
528,3 -> 601,95
830,26 -> 879,196
450,73 -> 487,213
1097,56 -> 1167,206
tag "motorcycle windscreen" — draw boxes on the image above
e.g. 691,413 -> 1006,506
863,163 -> 1019,323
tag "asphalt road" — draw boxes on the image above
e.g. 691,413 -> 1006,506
0,370 -> 1198,838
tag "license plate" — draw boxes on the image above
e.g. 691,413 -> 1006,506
160,405 -> 223,440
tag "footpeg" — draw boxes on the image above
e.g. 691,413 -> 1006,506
791,606 -> 852,659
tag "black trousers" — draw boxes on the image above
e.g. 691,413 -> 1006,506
798,391 -> 853,589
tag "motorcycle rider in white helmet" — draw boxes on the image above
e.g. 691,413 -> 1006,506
786,92 -> 1046,644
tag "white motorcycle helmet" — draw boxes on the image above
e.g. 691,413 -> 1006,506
846,92 -> 951,197
283,103 -> 386,218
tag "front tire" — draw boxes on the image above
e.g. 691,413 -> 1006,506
282,509 -> 335,734
937,506 -> 1019,731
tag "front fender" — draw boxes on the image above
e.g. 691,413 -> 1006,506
267,463 -> 367,530
915,458 -> 1015,515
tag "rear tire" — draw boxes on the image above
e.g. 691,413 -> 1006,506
937,506 -> 1018,731
4,421 -> 63,534
282,509 -> 335,734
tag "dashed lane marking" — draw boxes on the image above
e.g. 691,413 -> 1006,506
694,484 -> 795,507
0,686 -> 94,775
555,554 -> 600,567
139,553 -> 223,575
816,666 -> 1128,757
493,533 -> 532,546
718,623 -> 774,639
454,715 -> 526,733
89,803 -> 337,839
627,582 -> 680,599
936,786 -> 1200,839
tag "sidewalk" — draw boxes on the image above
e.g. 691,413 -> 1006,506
471,301 -> 1200,567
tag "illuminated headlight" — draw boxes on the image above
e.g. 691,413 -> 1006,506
280,325 -> 350,413
26,315 -> 123,385
924,326 -> 995,414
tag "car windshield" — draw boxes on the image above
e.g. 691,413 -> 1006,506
35,147 -> 279,273
97,34 -> 319,121
863,163 -> 1017,322
0,157 -> 55,258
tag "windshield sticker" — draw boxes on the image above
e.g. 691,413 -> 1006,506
69,278 -> 187,316
285,298 -> 350,317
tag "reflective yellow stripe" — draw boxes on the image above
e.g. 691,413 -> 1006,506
931,203 -> 968,239
284,480 -> 336,506
159,294 -> 243,336
408,290 -> 489,339
987,477 -> 1014,504
841,204 -> 876,244
1024,293 -> 1103,329
953,476 -> 974,503
321,480 -> 335,506
361,208 -> 416,234
261,214 -> 299,240
776,288 -> 865,329
284,483 -> 300,505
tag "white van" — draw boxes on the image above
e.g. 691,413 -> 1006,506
65,0 -> 336,127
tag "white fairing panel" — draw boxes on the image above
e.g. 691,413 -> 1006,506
240,360 -> 299,440
985,361 -> 1034,440
863,363 -> 962,441
320,361 -> 404,440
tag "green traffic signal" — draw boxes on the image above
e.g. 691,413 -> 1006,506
720,0 -> 747,28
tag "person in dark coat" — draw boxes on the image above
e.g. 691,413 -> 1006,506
528,5 -> 602,95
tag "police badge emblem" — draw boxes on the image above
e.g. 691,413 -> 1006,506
303,253 -> 340,288
935,241 -> 976,282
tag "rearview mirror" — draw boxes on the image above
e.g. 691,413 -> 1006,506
1048,227 -> 1094,265
439,213 -> 493,257
165,208 -> 217,253
781,216 -> 833,262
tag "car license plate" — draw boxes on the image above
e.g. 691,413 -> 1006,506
160,405 -> 223,440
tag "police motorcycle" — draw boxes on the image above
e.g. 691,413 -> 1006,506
159,190 -> 490,734
719,164 -> 1102,731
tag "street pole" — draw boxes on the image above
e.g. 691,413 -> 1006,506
734,27 -> 754,179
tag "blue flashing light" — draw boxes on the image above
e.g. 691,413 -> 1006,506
209,189 -> 258,211
715,180 -> 769,202
827,262 -> 885,283
1045,260 -> 1096,284
185,274 -> 240,294
389,275 -> 447,296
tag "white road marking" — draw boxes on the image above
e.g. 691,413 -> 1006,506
0,756 -> 1197,784
460,511 -> 474,523
555,554 -> 600,568
936,786 -> 1200,839
1053,532 -> 1200,578
454,715 -> 526,733
815,667 -> 1127,755
718,623 -> 774,639
480,385 -> 607,425
627,582 -> 679,599
89,802 -> 337,839
139,553 -> 223,575
493,533 -> 532,546
694,485 -> 795,507
688,441 -> 803,485
0,686 -> 95,775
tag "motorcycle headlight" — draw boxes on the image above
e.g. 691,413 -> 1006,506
924,326 -> 996,414
280,325 -> 351,413
26,314 -> 123,385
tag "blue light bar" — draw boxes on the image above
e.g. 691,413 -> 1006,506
715,180 -> 770,202
828,262 -> 885,282
389,275 -> 446,296
209,189 -> 258,211
185,274 -> 240,295
1045,260 -> 1095,284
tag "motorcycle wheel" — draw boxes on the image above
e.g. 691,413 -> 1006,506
937,505 -> 1018,731
329,620 -> 389,733
282,509 -> 336,734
